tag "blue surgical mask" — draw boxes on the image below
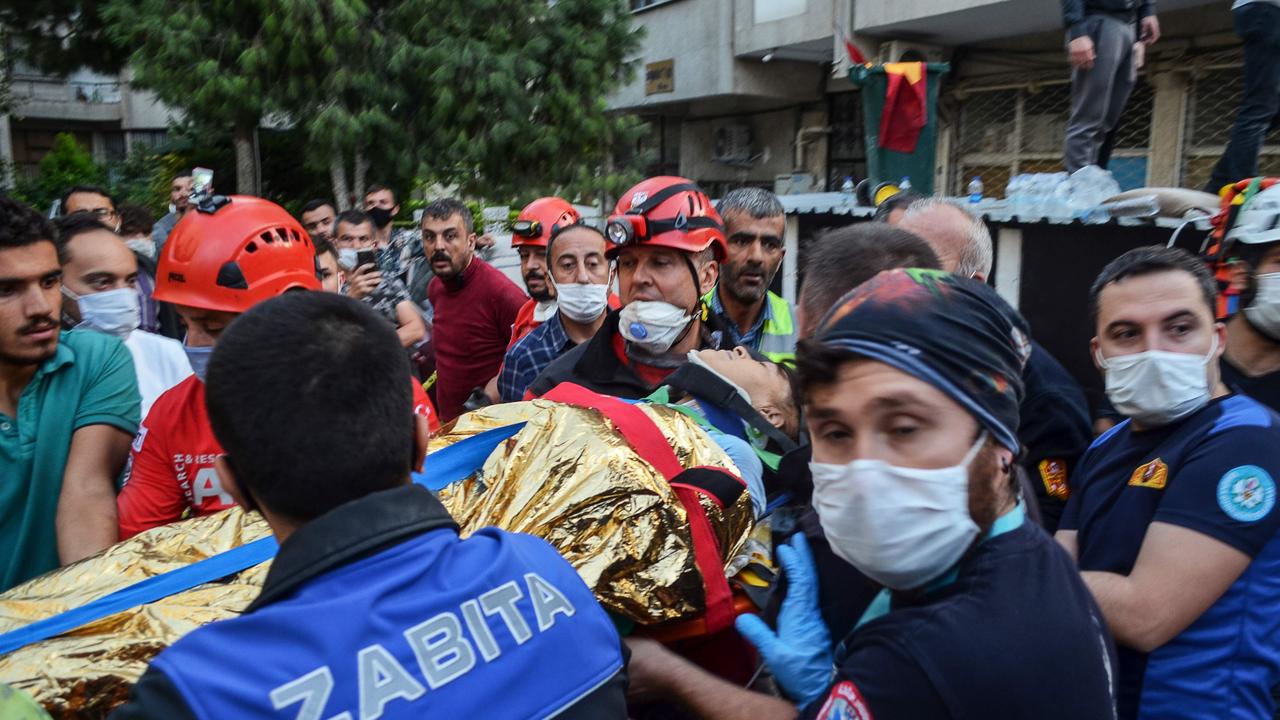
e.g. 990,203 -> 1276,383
184,344 -> 215,382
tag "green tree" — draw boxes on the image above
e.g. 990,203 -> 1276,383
100,0 -> 336,195
12,132 -> 103,212
0,1 -> 126,75
387,0 -> 643,201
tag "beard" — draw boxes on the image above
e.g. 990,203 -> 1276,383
966,441 -> 1010,537
723,262 -> 777,304
524,272 -> 553,302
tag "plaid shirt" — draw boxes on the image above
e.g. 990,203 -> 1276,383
707,289 -> 769,349
499,313 -> 573,402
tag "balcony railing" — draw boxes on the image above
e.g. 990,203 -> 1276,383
11,77 -> 122,105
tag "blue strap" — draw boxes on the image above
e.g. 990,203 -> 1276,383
0,421 -> 526,657
697,400 -> 750,443
0,537 -> 278,656
413,422 -> 526,490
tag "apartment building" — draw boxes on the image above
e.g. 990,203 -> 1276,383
1,62 -> 173,178
611,0 -> 1273,196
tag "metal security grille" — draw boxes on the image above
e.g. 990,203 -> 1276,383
948,76 -> 1154,197
1182,57 -> 1280,191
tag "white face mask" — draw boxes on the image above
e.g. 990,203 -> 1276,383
64,286 -> 140,339
810,433 -> 985,591
619,300 -> 694,354
1096,336 -> 1217,427
336,248 -> 360,271
124,237 -> 156,260
1245,272 -> 1280,341
555,283 -> 610,324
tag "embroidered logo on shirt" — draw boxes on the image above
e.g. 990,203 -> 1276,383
1039,458 -> 1070,500
131,426 -> 148,454
1216,465 -> 1276,523
817,680 -> 874,720
1128,458 -> 1168,490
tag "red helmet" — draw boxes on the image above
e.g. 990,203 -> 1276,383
605,177 -> 726,260
155,196 -> 321,313
511,197 -> 581,248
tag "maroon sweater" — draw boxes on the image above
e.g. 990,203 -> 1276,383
428,257 -> 527,421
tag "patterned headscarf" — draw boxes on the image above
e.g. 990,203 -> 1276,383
814,268 -> 1031,452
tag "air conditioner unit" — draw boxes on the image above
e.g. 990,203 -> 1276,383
712,123 -> 753,165
774,172 -> 817,196
877,40 -> 948,64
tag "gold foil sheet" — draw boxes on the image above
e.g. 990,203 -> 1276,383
0,400 -> 754,716
438,400 -> 754,624
0,509 -> 271,718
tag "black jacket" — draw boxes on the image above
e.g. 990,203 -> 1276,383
1061,0 -> 1154,37
528,309 -> 730,399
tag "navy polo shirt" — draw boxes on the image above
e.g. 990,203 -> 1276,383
802,519 -> 1117,720
1061,393 -> 1280,720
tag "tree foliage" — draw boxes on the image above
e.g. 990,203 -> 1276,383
17,0 -> 644,207
0,0 -> 126,75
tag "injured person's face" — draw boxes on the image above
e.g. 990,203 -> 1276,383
690,346 -> 798,437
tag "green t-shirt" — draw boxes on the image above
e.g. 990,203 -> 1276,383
0,330 -> 140,590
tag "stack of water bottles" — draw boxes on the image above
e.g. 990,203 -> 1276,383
1003,166 -> 1158,223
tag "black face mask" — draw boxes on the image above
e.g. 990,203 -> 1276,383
367,206 -> 394,229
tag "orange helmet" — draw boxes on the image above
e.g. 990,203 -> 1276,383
155,196 -> 321,313
605,177 -> 726,260
511,197 -> 581,248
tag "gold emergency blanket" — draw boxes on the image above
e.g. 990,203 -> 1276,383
0,400 -> 754,717
438,400 -> 755,623
0,509 -> 271,718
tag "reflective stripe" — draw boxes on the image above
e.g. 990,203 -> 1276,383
760,291 -> 795,363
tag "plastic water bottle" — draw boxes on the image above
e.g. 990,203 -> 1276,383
967,177 -> 983,204
899,177 -> 912,192
840,176 -> 855,195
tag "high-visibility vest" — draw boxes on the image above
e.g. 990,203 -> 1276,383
704,288 -> 796,363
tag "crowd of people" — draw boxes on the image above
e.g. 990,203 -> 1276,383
2,158 -> 1280,720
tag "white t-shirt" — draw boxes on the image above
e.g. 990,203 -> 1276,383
124,330 -> 193,418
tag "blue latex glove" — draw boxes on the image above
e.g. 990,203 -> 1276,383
735,532 -> 833,707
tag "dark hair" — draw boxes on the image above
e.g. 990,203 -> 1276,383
54,212 -> 117,264
365,184 -> 396,204
335,209 -> 372,230
313,235 -> 338,261
799,223 -> 942,336
205,292 -> 415,521
0,196 -> 56,253
1089,246 -> 1217,322
421,198 -> 473,234
59,185 -> 116,216
872,191 -> 924,223
173,169 -> 194,180
547,222 -> 606,263
302,199 -> 335,215
794,337 -> 858,405
117,203 -> 154,237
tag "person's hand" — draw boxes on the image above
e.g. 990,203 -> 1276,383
345,264 -> 381,300
475,233 -> 496,250
1139,15 -> 1160,45
624,636 -> 682,705
1068,36 -> 1096,70
735,533 -> 833,707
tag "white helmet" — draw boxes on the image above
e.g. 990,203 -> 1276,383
1226,182 -> 1280,247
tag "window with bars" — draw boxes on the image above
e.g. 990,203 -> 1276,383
1182,64 -> 1280,190
949,78 -> 1154,196
827,90 -> 866,192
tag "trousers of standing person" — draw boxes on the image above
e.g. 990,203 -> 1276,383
1064,12 -> 1139,173
1204,0 -> 1280,193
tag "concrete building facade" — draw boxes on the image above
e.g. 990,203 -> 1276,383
610,0 -> 1275,196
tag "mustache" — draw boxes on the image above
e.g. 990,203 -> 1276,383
19,316 -> 57,334
430,252 -> 452,264
524,271 -> 546,283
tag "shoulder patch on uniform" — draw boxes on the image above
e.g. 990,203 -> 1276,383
1216,465 -> 1276,522
1128,458 -> 1168,489
1039,458 -> 1070,500
131,426 -> 148,454
817,680 -> 874,720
